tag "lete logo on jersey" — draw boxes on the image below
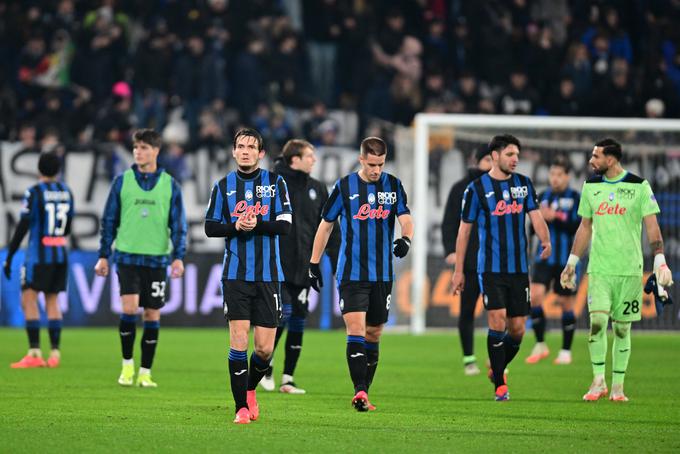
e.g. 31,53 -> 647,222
231,200 -> 269,218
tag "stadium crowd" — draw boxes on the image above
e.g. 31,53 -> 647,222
2,0 -> 680,165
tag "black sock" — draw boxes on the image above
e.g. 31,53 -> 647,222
503,333 -> 522,368
346,335 -> 367,393
247,352 -> 271,391
487,329 -> 506,389
531,306 -> 546,343
140,321 -> 160,369
562,310 -> 576,351
228,349 -> 248,411
26,319 -> 40,349
283,315 -> 305,377
119,314 -> 137,360
459,282 -> 477,357
365,341 -> 379,391
48,319 -> 62,350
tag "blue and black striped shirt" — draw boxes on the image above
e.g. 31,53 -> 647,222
461,172 -> 539,274
322,172 -> 410,283
533,188 -> 580,266
205,168 -> 291,282
98,165 -> 187,268
21,181 -> 74,267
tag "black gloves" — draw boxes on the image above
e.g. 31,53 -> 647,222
309,262 -> 323,292
393,236 -> 411,258
3,257 -> 12,280
644,273 -> 673,315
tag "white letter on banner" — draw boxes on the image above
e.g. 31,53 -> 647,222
72,264 -> 104,314
161,268 -> 182,314
184,264 -> 197,314
200,265 -> 224,314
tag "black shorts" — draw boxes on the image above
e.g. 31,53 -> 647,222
479,273 -> 530,317
116,264 -> 167,309
22,263 -> 67,293
222,280 -> 282,328
338,281 -> 393,326
281,283 -> 309,318
531,262 -> 576,296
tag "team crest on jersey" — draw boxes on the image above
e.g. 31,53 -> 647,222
608,192 -> 614,201
308,188 -> 317,200
141,208 -> 149,218
502,190 -> 510,201
245,190 -> 254,201
368,193 -> 376,204
378,191 -> 397,205
510,186 -> 528,199
256,184 -> 276,198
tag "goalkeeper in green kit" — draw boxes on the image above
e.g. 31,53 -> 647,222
560,139 -> 674,402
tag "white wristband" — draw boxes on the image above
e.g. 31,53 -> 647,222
567,254 -> 580,267
654,253 -> 667,270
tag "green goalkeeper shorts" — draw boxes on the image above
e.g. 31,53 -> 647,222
587,274 -> 643,322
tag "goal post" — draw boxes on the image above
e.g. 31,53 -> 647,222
409,114 -> 680,334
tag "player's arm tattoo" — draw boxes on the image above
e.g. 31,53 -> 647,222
649,239 -> 664,255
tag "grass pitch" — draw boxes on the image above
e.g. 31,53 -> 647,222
1,328 -> 679,453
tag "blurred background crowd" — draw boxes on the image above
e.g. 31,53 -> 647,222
2,0 -> 680,180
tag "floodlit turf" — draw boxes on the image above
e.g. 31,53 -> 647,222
1,328 -> 679,452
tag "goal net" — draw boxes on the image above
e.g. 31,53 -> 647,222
394,114 -> 680,333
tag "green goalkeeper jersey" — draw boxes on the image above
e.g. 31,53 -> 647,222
578,170 -> 660,277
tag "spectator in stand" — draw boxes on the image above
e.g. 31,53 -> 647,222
591,58 -> 636,117
499,68 -> 538,115
561,42 -> 592,100
173,34 -> 227,143
303,0 -> 342,106
94,81 -> 133,143
133,18 -> 174,130
547,78 -> 582,116
302,100 -> 329,146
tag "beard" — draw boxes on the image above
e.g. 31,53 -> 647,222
593,166 -> 607,175
498,163 -> 513,176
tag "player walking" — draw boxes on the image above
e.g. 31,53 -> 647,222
308,136 -> 413,412
560,139 -> 673,401
525,156 -> 580,365
452,134 -> 551,401
95,129 -> 187,388
205,128 -> 292,424
5,152 -> 74,368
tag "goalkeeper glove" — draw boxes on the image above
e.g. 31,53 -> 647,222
308,262 -> 323,292
393,237 -> 411,258
644,273 -> 673,316
653,254 -> 674,287
559,254 -> 579,290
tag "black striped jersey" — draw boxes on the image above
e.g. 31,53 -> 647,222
533,188 -> 580,267
322,172 -> 410,283
461,172 -> 539,274
205,168 -> 291,282
21,181 -> 74,266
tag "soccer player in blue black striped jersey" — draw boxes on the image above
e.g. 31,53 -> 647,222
525,156 -> 580,366
308,137 -> 413,412
95,129 -> 187,388
452,134 -> 551,401
4,152 -> 74,369
204,128 -> 292,424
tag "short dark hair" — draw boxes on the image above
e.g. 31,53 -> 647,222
360,137 -> 387,157
474,144 -> 491,162
233,128 -> 264,151
595,138 -> 622,161
488,134 -> 521,153
132,129 -> 162,148
550,155 -> 571,173
282,139 -> 313,165
38,151 -> 62,177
